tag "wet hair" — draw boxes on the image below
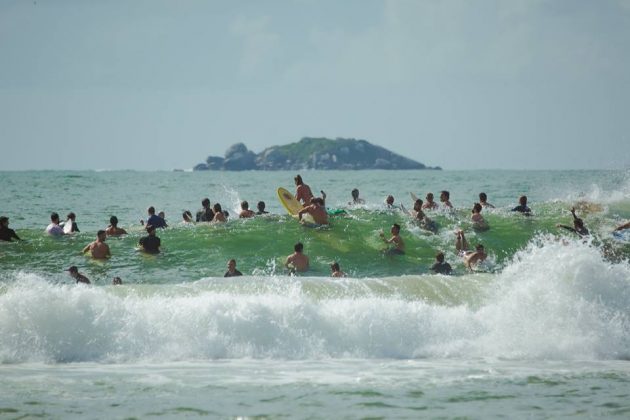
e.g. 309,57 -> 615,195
436,252 -> 445,262
228,259 -> 236,265
441,191 -> 450,200
202,198 -> 210,207
294,175 -> 303,185
0,216 -> 8,224
473,203 -> 482,213
112,277 -> 122,285
67,266 -> 78,273
158,211 -> 165,218
109,215 -> 118,226
479,192 -> 488,202
213,203 -> 222,212
415,199 -> 423,209
351,188 -> 359,199
294,242 -> 304,252
331,262 -> 340,271
148,206 -> 156,215
50,212 -> 60,222
97,230 -> 106,237
67,212 -> 76,220
257,201 -> 266,210
426,193 -> 434,201
475,244 -> 485,251
386,195 -> 394,204
182,210 -> 192,221
519,195 -> 528,205
392,223 -> 401,232
241,201 -> 249,210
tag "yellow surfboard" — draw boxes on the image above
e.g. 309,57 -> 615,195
277,187 -> 302,217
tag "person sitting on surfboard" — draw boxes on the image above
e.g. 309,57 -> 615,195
196,198 -> 215,222
440,191 -> 453,209
285,242 -> 309,273
479,192 -> 495,208
349,188 -> 365,205
422,193 -> 439,210
298,197 -> 329,225
330,262 -> 346,277
106,216 -> 128,236
556,207 -> 589,237
239,201 -> 256,218
82,230 -> 111,260
294,174 -> 314,205
256,201 -> 269,215
380,224 -> 405,255
212,204 -> 227,223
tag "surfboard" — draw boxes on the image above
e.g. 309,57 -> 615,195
277,187 -> 302,217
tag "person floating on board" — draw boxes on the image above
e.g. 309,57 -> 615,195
440,191 -> 453,209
556,207 -> 589,237
511,195 -> 531,215
0,216 -> 20,242
294,174 -> 314,205
455,230 -> 487,270
330,262 -> 346,277
224,259 -> 243,277
422,193 -> 439,210
196,198 -> 215,222
61,212 -> 80,233
145,206 -> 167,228
256,201 -> 269,215
212,204 -> 227,223
471,203 -> 489,231
298,197 -> 329,225
285,242 -> 309,273
139,225 -> 161,254
479,192 -> 495,208
66,266 -> 90,284
46,212 -> 65,236
106,215 -> 128,236
431,252 -> 452,275
381,223 -> 405,255
239,201 -> 256,218
349,188 -> 365,205
82,230 -> 111,259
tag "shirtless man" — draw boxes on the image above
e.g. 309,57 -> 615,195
239,201 -> 256,218
66,266 -> 90,284
440,191 -> 453,209
455,230 -> 487,270
413,199 -> 437,232
381,223 -> 405,255
298,197 -> 329,225
82,230 -> 111,259
422,193 -> 439,210
224,259 -> 243,277
106,216 -> 128,236
471,203 -> 489,231
294,174 -> 314,205
256,201 -> 269,215
479,192 -> 495,208
556,207 -> 589,237
330,262 -> 346,277
285,242 -> 309,272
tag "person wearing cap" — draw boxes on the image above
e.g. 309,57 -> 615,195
139,224 -> 161,254
46,212 -> 65,236
66,266 -> 90,284
0,216 -> 20,241
82,230 -> 111,259
106,215 -> 128,236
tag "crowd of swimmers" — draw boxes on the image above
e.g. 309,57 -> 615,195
2,173 -> 629,283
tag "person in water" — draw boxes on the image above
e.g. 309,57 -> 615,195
61,212 -> 80,233
455,230 -> 487,270
182,210 -> 194,224
385,195 -> 399,210
146,206 -> 167,228
82,230 -> 111,259
422,193 -> 439,210
440,191 -> 453,209
350,188 -> 365,205
112,277 -> 123,285
106,216 -> 128,236
298,197 -> 329,225
479,192 -> 495,208
212,204 -> 227,223
471,203 -> 489,231
196,198 -> 215,222
46,212 -> 65,236
66,266 -> 90,284
239,201 -> 256,218
413,199 -> 437,232
381,223 -> 405,255
224,259 -> 243,277
431,252 -> 452,275
0,216 -> 20,241
556,207 -> 589,237
330,262 -> 346,277
285,242 -> 309,273
511,195 -> 531,215
294,174 -> 314,205
256,201 -> 269,215
139,225 -> 161,254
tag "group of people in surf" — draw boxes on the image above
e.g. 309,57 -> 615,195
1,173 -> 627,281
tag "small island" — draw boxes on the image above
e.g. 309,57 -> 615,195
193,137 -> 441,171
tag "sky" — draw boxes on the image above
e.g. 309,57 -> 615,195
1,0 -> 630,170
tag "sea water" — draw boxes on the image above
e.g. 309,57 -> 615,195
1,170 -> 630,418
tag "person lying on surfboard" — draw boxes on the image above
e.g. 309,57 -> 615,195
298,197 -> 329,225
556,207 -> 589,237
294,174 -> 314,205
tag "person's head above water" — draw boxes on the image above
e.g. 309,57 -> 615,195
0,216 -> 8,227
391,223 -> 401,234
213,203 -> 222,213
294,242 -> 304,253
294,175 -> 304,186
435,251 -> 445,263
67,212 -> 76,221
227,259 -> 237,270
331,262 -> 340,272
426,193 -> 434,202
479,192 -> 488,203
414,199 -> 423,211
109,215 -> 119,226
50,212 -> 60,223
147,206 -> 156,215
386,195 -> 394,205
351,188 -> 360,200
472,203 -> 482,214
182,210 -> 193,222
241,201 -> 249,210
202,198 -> 210,208
440,191 -> 450,201
257,201 -> 266,212
519,195 -> 528,206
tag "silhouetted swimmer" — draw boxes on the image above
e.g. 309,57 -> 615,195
0,216 -> 20,241
256,201 -> 269,215
511,195 -> 531,215
224,259 -> 243,277
66,266 -> 90,284
146,206 -> 167,228
330,262 -> 346,277
106,216 -> 128,236
285,242 -> 309,273
556,207 -> 589,237
139,225 -> 161,254
431,252 -> 452,275
112,277 -> 123,285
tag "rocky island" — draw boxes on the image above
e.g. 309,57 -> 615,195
193,137 -> 440,171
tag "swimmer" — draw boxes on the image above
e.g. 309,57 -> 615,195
196,198 -> 215,222
298,197 -> 329,225
239,201 -> 256,218
82,230 -> 111,259
385,195 -> 401,210
294,174 -> 314,205
0,216 -> 20,241
212,204 -> 227,223
431,252 -> 452,275
471,203 -> 489,231
66,266 -> 90,284
455,230 -> 486,270
182,211 -> 194,224
46,212 -> 65,236
285,242 -> 309,272
511,195 -> 531,215
61,212 -> 80,233
146,206 -> 167,228
422,193 -> 439,210
479,192 -> 495,208
380,223 -> 405,255
330,262 -> 346,277
256,201 -> 269,215
440,191 -> 453,209
224,259 -> 243,277
112,277 -> 123,285
413,199 -> 437,232
139,225 -> 161,254
556,207 -> 589,237
106,216 -> 128,236
349,188 -> 365,205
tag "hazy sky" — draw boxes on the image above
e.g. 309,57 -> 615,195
1,0 -> 630,170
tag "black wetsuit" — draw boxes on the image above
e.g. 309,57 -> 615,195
431,261 -> 452,275
224,270 -> 243,277
139,235 -> 161,254
0,226 -> 20,241
196,207 -> 215,222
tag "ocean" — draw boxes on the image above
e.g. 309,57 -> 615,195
1,169 -> 630,418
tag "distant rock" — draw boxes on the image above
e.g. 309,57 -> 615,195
193,137 -> 440,171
